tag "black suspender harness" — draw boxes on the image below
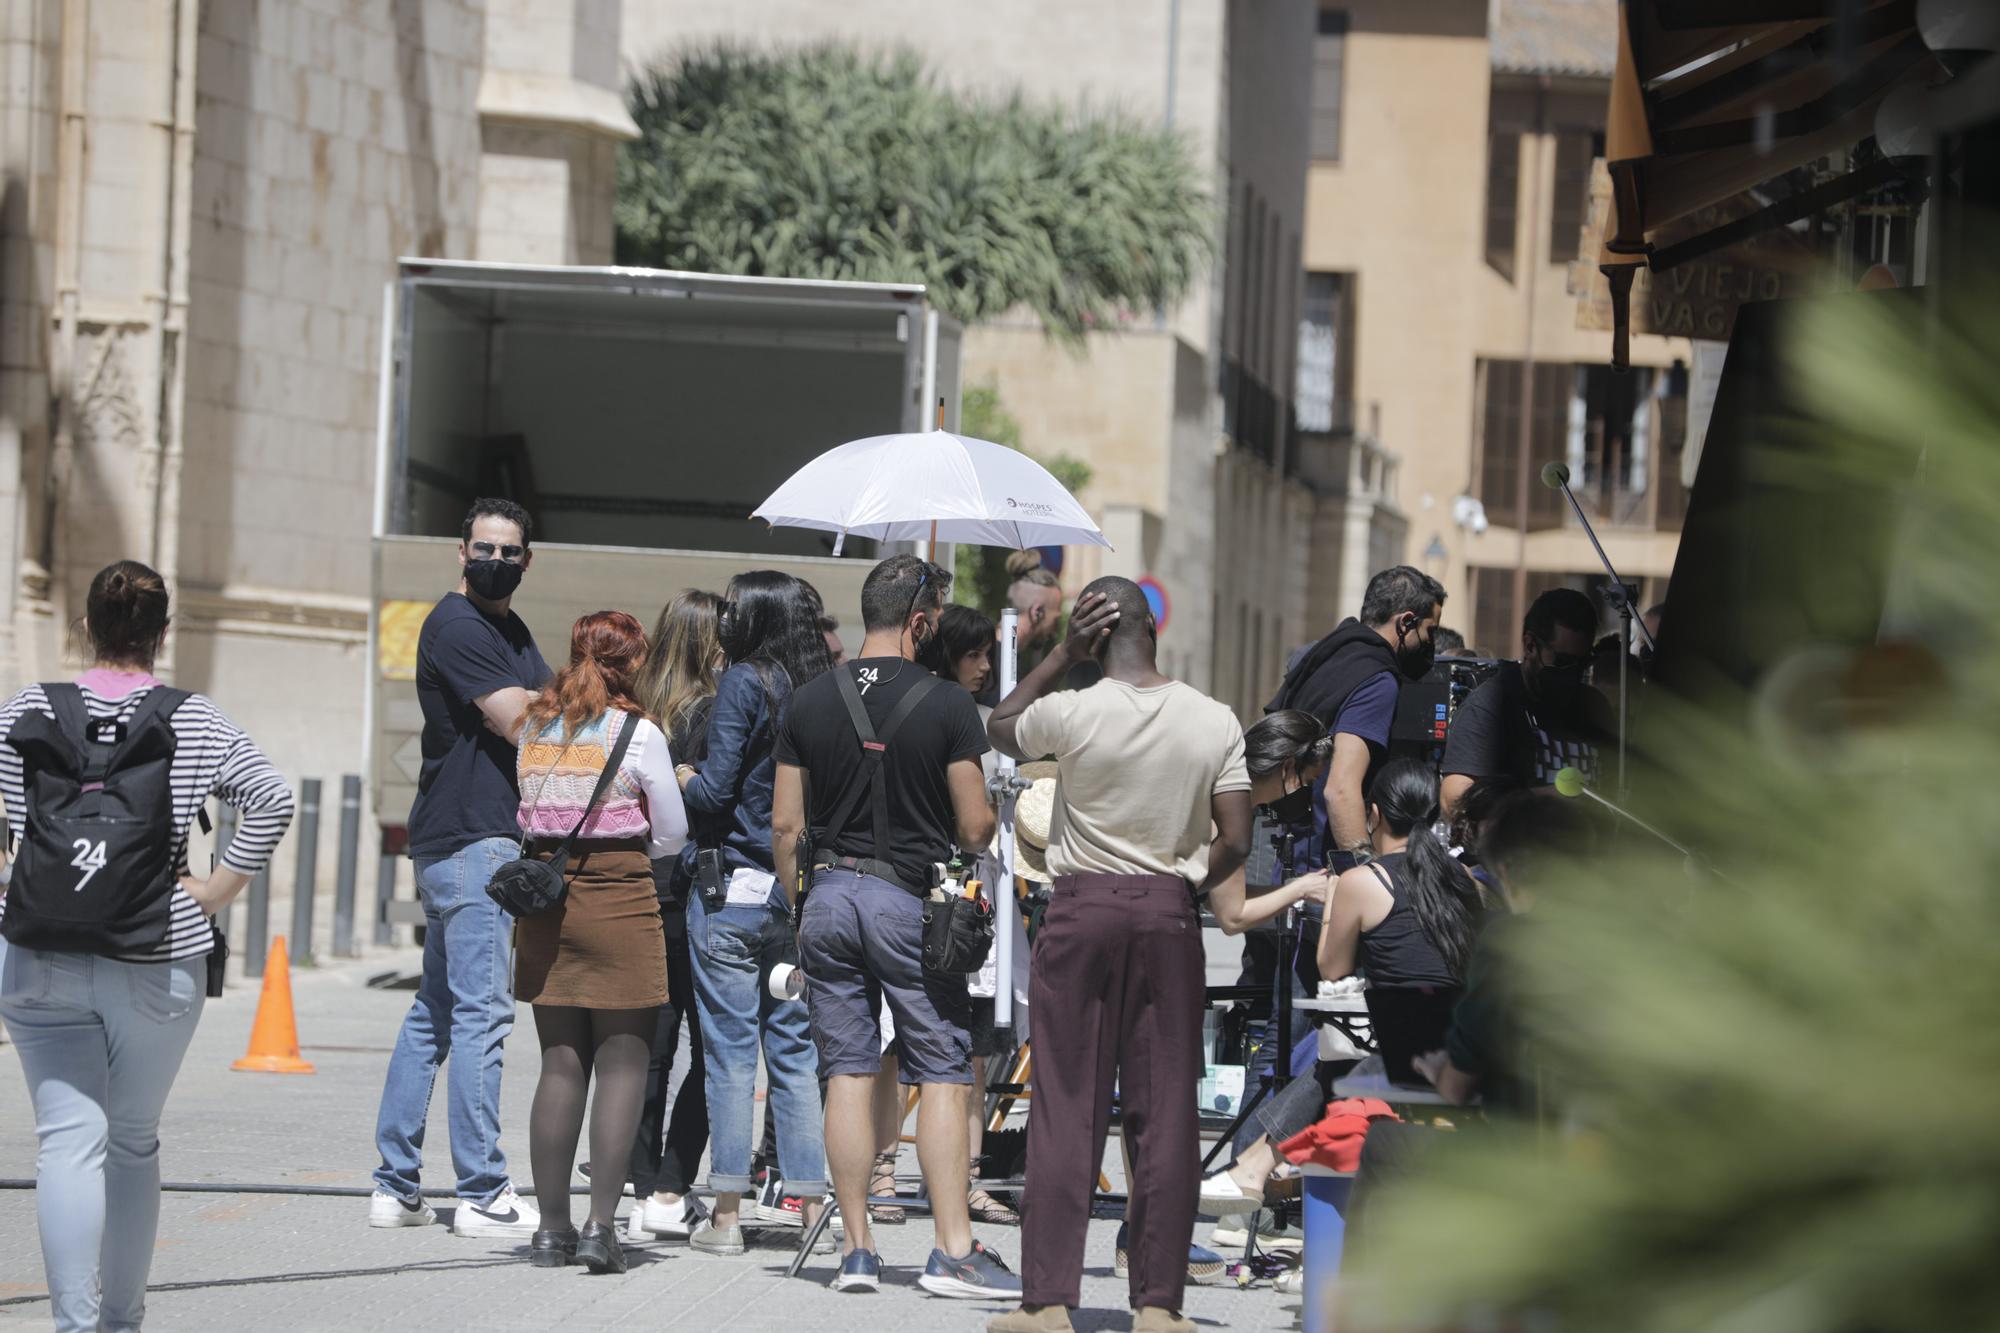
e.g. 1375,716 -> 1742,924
808,666 -> 943,897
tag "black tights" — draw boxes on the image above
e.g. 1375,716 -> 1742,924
530,1004 -> 657,1231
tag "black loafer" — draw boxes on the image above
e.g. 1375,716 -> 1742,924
574,1220 -> 626,1275
529,1227 -> 578,1267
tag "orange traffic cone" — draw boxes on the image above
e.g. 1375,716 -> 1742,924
231,936 -> 316,1074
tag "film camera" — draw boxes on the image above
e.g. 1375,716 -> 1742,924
1388,656 -> 1504,772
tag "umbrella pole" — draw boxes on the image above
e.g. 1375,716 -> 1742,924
993,606 -> 1020,1029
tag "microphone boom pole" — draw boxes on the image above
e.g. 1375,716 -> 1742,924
1541,461 -> 1651,794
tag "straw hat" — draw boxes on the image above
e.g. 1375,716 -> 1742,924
1010,761 -> 1062,884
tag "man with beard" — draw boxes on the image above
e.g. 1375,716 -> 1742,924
1441,586 -> 1615,818
370,498 -> 549,1239
1267,566 -> 1447,874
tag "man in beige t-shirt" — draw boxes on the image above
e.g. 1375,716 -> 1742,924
986,577 -> 1252,1333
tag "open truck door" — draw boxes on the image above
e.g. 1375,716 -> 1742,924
367,261 -> 959,871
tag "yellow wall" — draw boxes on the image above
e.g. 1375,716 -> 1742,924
1302,4 -> 1688,628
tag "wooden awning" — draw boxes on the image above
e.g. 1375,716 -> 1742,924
1597,0 -> 1937,366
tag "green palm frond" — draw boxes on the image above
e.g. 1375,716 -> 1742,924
615,44 -> 1212,344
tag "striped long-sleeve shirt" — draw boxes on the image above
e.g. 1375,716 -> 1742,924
0,682 -> 296,962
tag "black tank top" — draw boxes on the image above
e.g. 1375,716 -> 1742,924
1356,851 -> 1459,988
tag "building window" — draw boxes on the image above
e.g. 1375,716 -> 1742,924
1549,129 -> 1602,264
1297,272 -> 1355,433
1470,565 -> 1568,663
1311,8 -> 1348,162
1485,130 -> 1520,280
1475,358 -> 1570,530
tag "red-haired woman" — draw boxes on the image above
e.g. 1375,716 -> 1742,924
513,611 -> 689,1274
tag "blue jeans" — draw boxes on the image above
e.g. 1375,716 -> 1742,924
372,836 -> 519,1205
686,891 -> 826,1195
0,938 -> 205,1333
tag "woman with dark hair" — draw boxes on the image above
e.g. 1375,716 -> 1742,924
1315,758 -> 1483,983
919,603 -> 996,696
514,610 -> 689,1274
1206,709 -> 1339,934
1200,757 -> 1483,1216
618,590 -> 725,1242
0,561 -> 296,1330
677,571 -> 832,1254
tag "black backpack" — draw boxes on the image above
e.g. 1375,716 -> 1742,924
2,684 -> 190,955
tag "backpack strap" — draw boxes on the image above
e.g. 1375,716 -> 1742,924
42,684 -> 192,785
820,668 -> 942,880
41,683 -> 92,772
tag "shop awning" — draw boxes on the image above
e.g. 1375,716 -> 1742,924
1597,0 -> 1938,367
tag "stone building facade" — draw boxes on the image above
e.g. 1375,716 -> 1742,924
0,0 -> 632,955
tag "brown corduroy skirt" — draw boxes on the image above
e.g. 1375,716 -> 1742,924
514,840 -> 666,1009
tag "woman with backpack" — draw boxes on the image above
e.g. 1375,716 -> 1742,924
676,570 -> 833,1255
512,610 -> 689,1275
0,560 -> 296,1332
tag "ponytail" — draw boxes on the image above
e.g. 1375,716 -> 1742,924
524,611 -> 648,736
1244,709 -> 1332,782
1370,758 -> 1483,978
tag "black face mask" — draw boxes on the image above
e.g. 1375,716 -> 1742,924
464,558 -> 524,602
1396,622 -> 1436,681
1264,780 -> 1314,827
1527,658 -> 1587,712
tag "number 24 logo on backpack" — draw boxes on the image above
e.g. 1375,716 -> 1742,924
70,838 -> 107,891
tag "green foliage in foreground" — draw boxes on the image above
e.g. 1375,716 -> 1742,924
616,45 -> 1211,344
1343,290 -> 2000,1332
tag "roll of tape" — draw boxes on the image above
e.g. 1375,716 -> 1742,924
767,962 -> 804,1002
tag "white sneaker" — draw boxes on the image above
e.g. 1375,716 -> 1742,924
1197,1170 -> 1264,1217
632,1193 -> 709,1240
368,1189 -> 436,1228
451,1184 -> 540,1238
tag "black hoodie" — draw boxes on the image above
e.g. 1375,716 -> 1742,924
1267,618 -> 1400,728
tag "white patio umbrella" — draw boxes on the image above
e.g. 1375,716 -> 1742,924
752,430 -> 1110,554
754,430 -> 1110,1029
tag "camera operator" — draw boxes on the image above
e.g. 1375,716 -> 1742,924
1269,567 -> 1447,875
1441,587 -> 1615,819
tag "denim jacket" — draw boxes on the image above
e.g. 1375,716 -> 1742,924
678,662 -> 786,879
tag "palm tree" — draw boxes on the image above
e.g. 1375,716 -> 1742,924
616,44 -> 1211,345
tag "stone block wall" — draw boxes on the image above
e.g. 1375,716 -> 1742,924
177,0 -> 489,957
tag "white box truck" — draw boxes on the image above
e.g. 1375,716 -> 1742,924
369,259 -> 963,836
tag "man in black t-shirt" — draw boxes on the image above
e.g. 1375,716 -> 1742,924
773,554 -> 1016,1300
1441,587 -> 1614,817
372,498 -> 550,1240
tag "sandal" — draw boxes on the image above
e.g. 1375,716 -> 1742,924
868,1151 -> 907,1224
968,1161 -> 1021,1226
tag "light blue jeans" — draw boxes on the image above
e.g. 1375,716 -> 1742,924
686,890 -> 827,1195
372,836 -> 519,1206
0,936 -> 205,1333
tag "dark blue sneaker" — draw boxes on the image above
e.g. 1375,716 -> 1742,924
831,1247 -> 882,1293
918,1241 -> 1023,1299
1114,1224 -> 1228,1286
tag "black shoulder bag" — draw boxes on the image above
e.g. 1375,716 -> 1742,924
486,715 -> 637,918
821,668 -> 992,974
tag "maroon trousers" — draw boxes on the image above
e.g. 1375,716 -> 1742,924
1021,874 -> 1204,1311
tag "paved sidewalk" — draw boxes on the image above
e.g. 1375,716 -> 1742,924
0,949 -> 1307,1331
